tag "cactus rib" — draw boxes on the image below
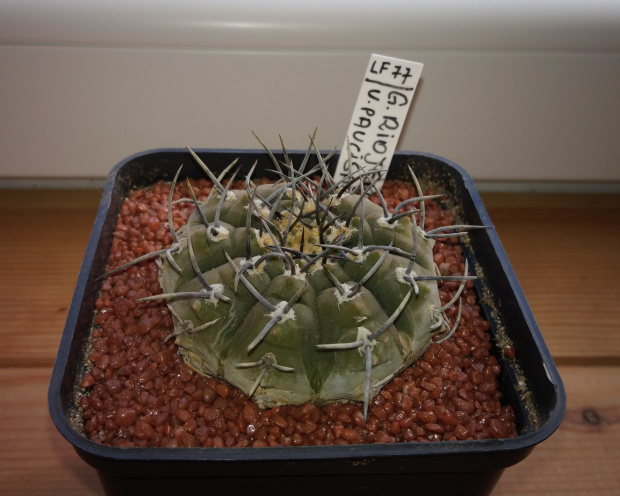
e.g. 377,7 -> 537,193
109,135 -> 484,417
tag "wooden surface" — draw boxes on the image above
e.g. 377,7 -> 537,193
1,189 -> 619,495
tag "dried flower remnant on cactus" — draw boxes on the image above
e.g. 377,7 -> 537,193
104,136 -> 484,420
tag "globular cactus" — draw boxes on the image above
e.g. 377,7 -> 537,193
107,138 -> 479,420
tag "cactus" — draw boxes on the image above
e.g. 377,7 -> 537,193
106,138 -> 480,420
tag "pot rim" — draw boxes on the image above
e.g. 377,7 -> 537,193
48,148 -> 566,465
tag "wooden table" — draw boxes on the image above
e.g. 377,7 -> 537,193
1,189 -> 619,495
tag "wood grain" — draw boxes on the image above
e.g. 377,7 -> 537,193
0,191 -> 99,366
0,368 -> 104,496
494,366 -> 620,495
1,189 -> 619,495
485,194 -> 620,361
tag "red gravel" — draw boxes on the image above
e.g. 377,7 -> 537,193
79,177 -> 517,447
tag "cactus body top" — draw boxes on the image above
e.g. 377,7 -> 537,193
128,144 -> 475,418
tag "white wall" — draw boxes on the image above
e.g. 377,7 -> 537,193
1,0 -> 619,182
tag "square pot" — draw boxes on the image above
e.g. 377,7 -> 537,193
49,149 -> 565,496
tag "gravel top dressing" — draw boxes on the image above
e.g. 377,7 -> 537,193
78,175 -> 517,448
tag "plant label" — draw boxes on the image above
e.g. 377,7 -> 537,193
334,54 -> 423,190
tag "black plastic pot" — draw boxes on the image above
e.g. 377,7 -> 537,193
49,149 -> 565,496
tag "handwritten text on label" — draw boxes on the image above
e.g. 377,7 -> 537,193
335,54 -> 423,189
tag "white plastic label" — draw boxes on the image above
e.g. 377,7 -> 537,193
334,54 -> 423,189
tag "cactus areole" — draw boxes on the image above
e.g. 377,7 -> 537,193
112,141 -> 479,420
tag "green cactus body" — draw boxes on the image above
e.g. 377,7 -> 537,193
123,143 -> 477,419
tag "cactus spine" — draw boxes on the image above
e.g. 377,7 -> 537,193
108,138 -> 479,420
